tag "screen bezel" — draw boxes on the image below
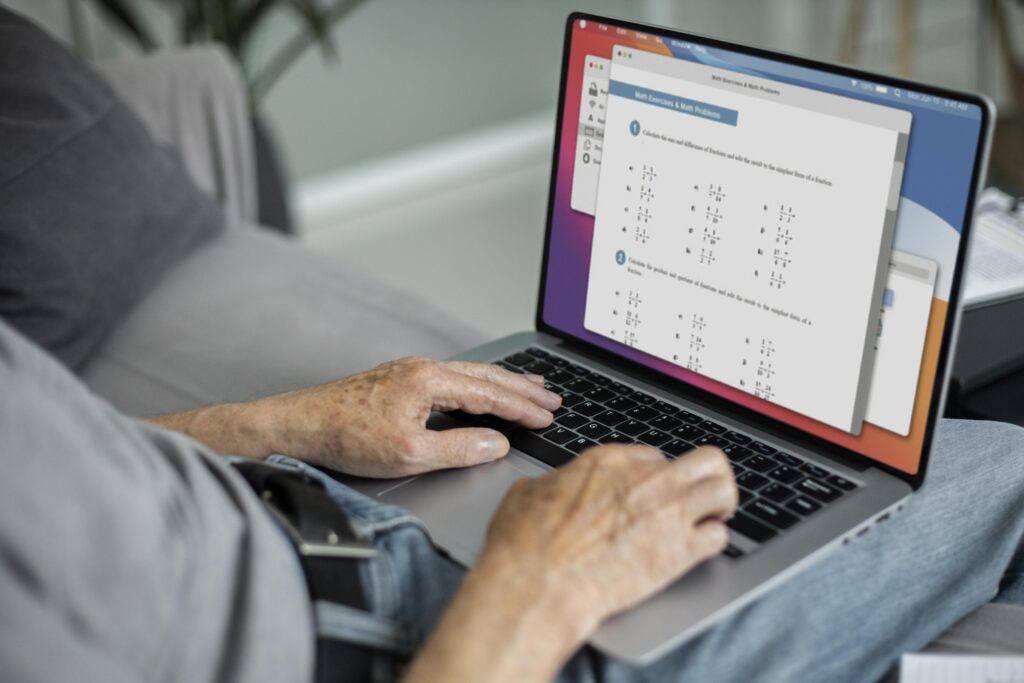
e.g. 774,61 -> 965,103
535,11 -> 993,489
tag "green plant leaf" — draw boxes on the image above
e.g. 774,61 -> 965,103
228,0 -> 279,53
286,0 -> 339,60
88,0 -> 159,49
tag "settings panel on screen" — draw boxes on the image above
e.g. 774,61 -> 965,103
583,46 -> 912,434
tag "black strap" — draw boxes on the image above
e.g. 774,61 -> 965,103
231,460 -> 378,682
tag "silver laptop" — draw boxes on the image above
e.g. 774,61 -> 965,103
348,13 -> 993,663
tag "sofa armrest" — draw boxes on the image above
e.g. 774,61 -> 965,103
97,45 -> 257,226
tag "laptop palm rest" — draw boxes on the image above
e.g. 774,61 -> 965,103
378,450 -> 547,566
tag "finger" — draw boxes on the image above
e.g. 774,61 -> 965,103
434,371 -> 555,429
446,361 -> 561,410
412,427 -> 509,471
671,446 -> 732,483
681,472 -> 739,523
688,519 -> 730,561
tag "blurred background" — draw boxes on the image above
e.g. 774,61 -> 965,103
11,0 -> 1024,338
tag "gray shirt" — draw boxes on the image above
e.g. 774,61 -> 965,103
0,321 -> 314,682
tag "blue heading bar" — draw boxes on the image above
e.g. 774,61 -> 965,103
609,80 -> 738,126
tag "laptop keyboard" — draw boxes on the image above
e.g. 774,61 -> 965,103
456,346 -> 860,558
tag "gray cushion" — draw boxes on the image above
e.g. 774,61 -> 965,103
0,8 -> 224,370
81,226 -> 487,416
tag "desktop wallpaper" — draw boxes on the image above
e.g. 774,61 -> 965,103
540,18 -> 985,475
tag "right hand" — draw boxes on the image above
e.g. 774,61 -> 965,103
482,444 -> 738,638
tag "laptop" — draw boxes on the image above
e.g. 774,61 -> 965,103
348,12 -> 993,663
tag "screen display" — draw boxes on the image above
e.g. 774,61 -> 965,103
541,17 -> 986,475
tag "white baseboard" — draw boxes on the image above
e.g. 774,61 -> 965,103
294,111 -> 555,238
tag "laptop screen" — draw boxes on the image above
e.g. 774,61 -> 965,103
539,16 -> 987,476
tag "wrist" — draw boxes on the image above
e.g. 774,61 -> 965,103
472,546 -> 599,650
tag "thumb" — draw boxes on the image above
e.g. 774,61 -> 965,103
419,427 -> 510,469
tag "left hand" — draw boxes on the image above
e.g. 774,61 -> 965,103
247,357 -> 561,477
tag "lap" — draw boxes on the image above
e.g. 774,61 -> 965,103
283,418 -> 1024,683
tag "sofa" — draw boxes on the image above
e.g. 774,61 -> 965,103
50,45 -> 1024,677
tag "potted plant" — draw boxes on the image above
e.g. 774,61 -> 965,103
85,0 -> 368,233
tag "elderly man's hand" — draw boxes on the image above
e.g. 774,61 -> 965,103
254,357 -> 560,476
152,357 -> 562,477
405,443 -> 738,683
484,443 -> 736,632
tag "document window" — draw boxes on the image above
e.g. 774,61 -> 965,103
584,46 -> 912,433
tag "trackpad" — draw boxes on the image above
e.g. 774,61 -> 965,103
381,457 -> 533,567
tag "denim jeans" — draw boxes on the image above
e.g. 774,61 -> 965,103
274,419 -> 1024,683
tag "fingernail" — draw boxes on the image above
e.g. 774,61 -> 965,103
545,389 -> 562,405
480,434 -> 508,461
526,373 -> 546,384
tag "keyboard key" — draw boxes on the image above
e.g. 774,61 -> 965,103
699,419 -> 727,435
626,405 -> 659,421
556,412 -> 588,430
738,488 -> 755,505
662,439 -> 693,457
565,436 -> 598,454
593,410 -> 628,427
599,431 -> 634,444
558,391 -> 583,408
761,483 -> 796,503
745,440 -> 774,456
677,410 -> 703,425
723,430 -> 751,445
608,382 -> 635,396
652,400 -> 679,415
744,455 -> 776,473
574,401 -> 604,417
749,441 -> 778,456
541,426 -> 577,445
730,461 -> 745,476
736,471 -> 769,490
525,347 -> 549,358
785,495 -> 823,516
583,387 -> 616,403
800,463 -> 830,479
728,512 -> 777,543
504,352 -> 535,367
522,360 -> 554,375
606,395 -> 638,411
637,429 -> 671,447
649,414 -> 682,431
768,465 -> 802,484
545,369 -> 575,385
826,475 -> 856,491
568,364 -> 591,377
578,422 -> 611,440
618,419 -> 648,436
543,381 -> 561,394
773,452 -> 802,467
494,360 -> 522,373
794,478 -> 842,503
549,357 -> 570,368
632,392 -> 656,406
552,406 -> 568,419
563,377 -> 595,394
695,434 -> 730,449
745,499 -> 799,530
507,430 -> 574,468
722,444 -> 752,462
723,543 -> 744,558
671,424 -> 706,441
589,374 -> 612,387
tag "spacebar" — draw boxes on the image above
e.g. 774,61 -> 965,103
507,430 -> 575,469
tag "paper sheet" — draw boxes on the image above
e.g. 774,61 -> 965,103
964,187 -> 1024,306
901,654 -> 1024,683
